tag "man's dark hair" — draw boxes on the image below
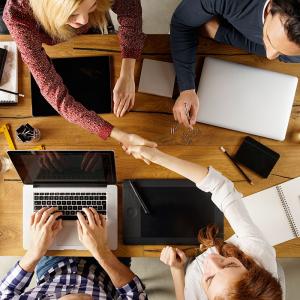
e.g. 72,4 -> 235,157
271,0 -> 300,46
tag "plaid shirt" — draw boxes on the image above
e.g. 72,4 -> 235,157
0,258 -> 148,299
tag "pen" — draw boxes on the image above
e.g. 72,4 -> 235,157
129,180 -> 151,215
0,88 -> 24,97
220,146 -> 254,185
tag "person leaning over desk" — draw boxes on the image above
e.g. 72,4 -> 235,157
3,0 -> 156,152
0,207 -> 148,299
171,0 -> 300,130
127,145 -> 282,300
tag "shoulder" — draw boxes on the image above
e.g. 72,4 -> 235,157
3,0 -> 35,27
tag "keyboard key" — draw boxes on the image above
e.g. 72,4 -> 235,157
103,203 -> 106,210
87,201 -> 91,205
65,211 -> 70,215
78,206 -> 82,211
70,211 -> 75,215
47,201 -> 51,205
58,206 -> 62,211
35,201 -> 41,205
67,201 -> 71,205
52,201 -> 57,205
34,206 -> 42,210
100,196 -> 106,200
82,201 -> 87,206
42,201 -> 46,205
57,201 -> 62,205
63,206 -> 67,211
72,206 -> 77,211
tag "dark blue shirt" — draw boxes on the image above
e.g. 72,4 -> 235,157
171,0 -> 300,91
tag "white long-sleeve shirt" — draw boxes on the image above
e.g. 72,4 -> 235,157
184,167 -> 278,300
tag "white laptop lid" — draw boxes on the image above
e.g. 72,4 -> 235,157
196,57 -> 298,141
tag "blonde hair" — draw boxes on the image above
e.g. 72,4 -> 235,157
29,0 -> 112,41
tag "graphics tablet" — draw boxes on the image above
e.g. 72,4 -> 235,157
123,179 -> 224,245
31,56 -> 112,116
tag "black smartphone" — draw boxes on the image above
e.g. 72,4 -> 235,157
234,136 -> 280,178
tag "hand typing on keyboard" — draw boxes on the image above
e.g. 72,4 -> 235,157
77,207 -> 108,258
20,207 -> 63,270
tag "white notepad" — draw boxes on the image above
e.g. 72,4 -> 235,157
0,41 -> 18,104
242,177 -> 300,246
138,59 -> 176,98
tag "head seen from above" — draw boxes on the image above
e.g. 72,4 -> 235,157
29,0 -> 112,41
263,0 -> 300,59
199,226 -> 282,300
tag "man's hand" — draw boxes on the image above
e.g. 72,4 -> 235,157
201,16 -> 220,39
77,208 -> 110,259
20,207 -> 63,272
160,246 -> 187,271
173,90 -> 199,129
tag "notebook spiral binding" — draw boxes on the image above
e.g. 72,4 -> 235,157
276,185 -> 300,238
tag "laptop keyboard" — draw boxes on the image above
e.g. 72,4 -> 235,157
33,192 -> 107,220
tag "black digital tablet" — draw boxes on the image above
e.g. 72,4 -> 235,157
31,56 -> 112,117
123,179 -> 224,245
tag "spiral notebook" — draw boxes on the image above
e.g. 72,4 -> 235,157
0,41 -> 18,104
242,177 -> 300,246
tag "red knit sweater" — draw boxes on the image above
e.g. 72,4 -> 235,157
4,0 -> 146,139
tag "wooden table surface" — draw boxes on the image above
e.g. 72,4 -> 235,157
0,34 -> 300,257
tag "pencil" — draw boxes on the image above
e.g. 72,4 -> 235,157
0,88 -> 24,97
220,146 -> 253,185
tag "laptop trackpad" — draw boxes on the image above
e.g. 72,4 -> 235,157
56,221 -> 81,247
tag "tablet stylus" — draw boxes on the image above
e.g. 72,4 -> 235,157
129,180 -> 151,215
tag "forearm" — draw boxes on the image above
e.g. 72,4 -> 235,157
95,249 -> 135,288
170,268 -> 185,300
19,251 -> 41,273
153,150 -> 208,183
120,58 -> 136,78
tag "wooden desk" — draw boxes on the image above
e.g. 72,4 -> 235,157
1,34 -> 300,257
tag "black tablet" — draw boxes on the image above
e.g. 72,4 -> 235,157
31,56 -> 112,116
123,179 -> 224,245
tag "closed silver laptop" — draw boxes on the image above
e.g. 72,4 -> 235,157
196,57 -> 298,141
8,150 -> 118,250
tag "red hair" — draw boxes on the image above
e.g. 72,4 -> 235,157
198,225 -> 282,300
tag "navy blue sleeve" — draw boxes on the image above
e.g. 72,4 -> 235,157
279,55 -> 300,63
215,21 -> 266,57
171,0 -> 217,91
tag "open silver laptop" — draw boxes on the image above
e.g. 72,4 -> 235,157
8,150 -> 118,250
196,57 -> 298,141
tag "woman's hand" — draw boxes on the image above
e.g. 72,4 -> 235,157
113,75 -> 135,117
125,145 -> 162,165
77,207 -> 110,259
113,58 -> 137,117
110,128 -> 158,164
160,246 -> 187,271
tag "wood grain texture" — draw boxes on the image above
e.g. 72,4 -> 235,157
0,35 -> 300,257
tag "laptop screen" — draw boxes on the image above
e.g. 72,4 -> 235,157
8,151 -> 116,185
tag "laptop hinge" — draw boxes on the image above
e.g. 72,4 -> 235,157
33,183 -> 108,188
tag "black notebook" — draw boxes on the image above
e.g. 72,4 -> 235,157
123,179 -> 224,245
31,56 -> 112,116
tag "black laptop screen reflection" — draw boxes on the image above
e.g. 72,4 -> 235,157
9,151 -> 116,184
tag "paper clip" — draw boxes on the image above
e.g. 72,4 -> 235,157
0,124 -> 16,150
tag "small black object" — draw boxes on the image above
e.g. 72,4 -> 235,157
16,123 -> 35,142
123,179 -> 224,245
234,136 -> 280,178
0,47 -> 7,83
